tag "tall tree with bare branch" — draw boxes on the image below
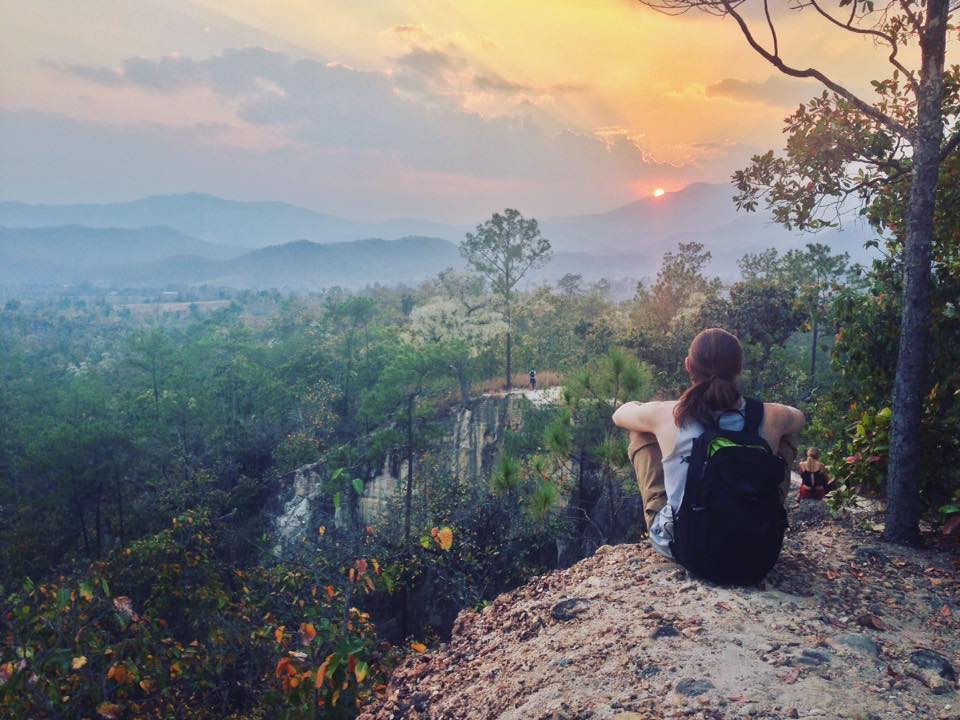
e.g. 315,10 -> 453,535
636,0 -> 958,543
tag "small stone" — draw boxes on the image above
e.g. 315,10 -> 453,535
910,649 -> 957,682
834,633 -> 880,658
788,709 -> 799,719
650,622 -> 680,639
636,664 -> 661,679
551,598 -> 590,622
798,649 -> 831,666
675,678 -> 714,697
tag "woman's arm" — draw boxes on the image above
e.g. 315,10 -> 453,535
765,403 -> 805,437
612,400 -> 662,433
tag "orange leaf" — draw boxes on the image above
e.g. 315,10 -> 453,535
315,654 -> 334,688
275,657 -> 294,679
139,678 -> 155,693
356,559 -> 368,576
436,527 -> 454,551
71,656 -> 87,670
318,525 -> 326,536
106,664 -> 129,684
300,622 -> 317,645
940,605 -> 952,619
274,625 -> 285,644
96,702 -> 123,719
326,585 -> 336,600
410,642 -> 427,653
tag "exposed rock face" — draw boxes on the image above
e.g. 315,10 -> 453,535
269,461 -> 328,554
352,393 -> 517,527
449,393 -> 516,483
359,450 -> 409,525
267,393 -> 520,550
267,387 -> 642,563
361,479 -> 960,720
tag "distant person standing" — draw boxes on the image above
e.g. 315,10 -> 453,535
529,369 -> 537,390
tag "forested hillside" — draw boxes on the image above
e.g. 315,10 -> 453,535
2,212 -> 957,716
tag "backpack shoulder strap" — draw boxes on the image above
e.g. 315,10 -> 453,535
743,398 -> 764,437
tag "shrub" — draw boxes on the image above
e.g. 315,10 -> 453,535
0,511 -> 390,719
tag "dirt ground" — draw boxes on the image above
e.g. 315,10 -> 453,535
361,478 -> 959,720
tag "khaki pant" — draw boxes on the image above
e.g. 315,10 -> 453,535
629,432 -> 796,531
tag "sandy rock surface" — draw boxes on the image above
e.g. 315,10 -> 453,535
362,480 -> 959,720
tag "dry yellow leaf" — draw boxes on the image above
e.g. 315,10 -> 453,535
437,526 -> 454,551
315,653 -> 334,688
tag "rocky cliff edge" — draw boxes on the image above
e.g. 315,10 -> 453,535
361,480 -> 959,720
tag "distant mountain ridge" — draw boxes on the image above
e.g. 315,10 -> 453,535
0,225 -> 242,285
91,237 -> 661,290
541,182 -> 876,265
0,193 -> 465,249
0,183 -> 879,289
544,182 -> 739,253
0,227 -> 662,291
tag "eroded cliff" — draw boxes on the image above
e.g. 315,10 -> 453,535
268,392 -> 526,554
362,480 -> 960,720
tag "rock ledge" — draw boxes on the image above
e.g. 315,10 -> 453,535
363,487 -> 959,720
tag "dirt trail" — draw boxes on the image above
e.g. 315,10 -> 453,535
362,479 -> 959,720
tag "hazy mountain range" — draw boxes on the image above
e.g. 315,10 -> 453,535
0,183 -> 877,291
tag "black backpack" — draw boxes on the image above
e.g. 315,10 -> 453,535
670,398 -> 787,586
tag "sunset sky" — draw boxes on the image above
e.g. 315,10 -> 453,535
0,0 -> 903,221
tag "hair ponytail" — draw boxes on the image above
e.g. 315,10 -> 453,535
673,328 -> 744,427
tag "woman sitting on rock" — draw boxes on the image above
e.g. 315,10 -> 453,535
612,328 -> 804,572
798,447 -> 835,500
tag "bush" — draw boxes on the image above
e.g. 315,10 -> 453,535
0,512 -> 390,719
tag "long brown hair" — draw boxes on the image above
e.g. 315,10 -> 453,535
673,328 -> 743,427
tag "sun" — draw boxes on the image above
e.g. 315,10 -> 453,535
653,188 -> 665,198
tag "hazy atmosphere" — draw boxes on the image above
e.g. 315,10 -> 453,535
3,0 -> 891,218
1,2 -> 958,719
